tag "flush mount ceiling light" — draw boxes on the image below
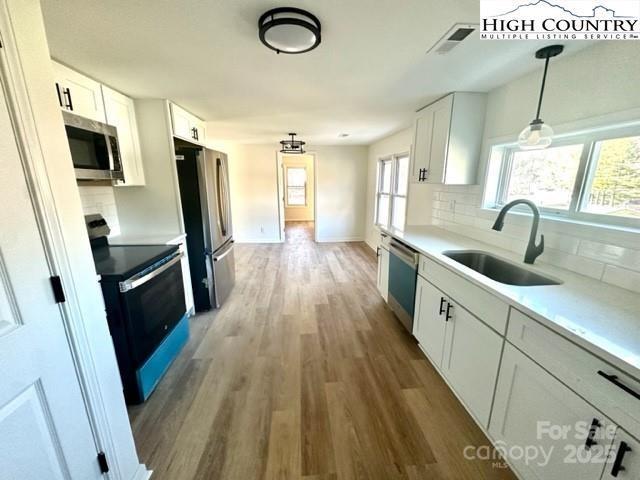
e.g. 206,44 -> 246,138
259,7 -> 321,54
518,44 -> 564,150
280,133 -> 306,154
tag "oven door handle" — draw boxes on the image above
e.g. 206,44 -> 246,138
119,251 -> 183,293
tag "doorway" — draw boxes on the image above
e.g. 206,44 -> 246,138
277,153 -> 316,242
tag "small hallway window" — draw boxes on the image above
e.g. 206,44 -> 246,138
375,154 -> 410,230
286,167 -> 307,206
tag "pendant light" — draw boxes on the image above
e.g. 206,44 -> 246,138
518,45 -> 564,150
280,133 -> 306,154
259,8 -> 321,54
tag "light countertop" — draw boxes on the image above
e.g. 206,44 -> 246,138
108,233 -> 186,246
380,225 -> 640,380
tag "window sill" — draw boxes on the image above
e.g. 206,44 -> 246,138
480,206 -> 640,236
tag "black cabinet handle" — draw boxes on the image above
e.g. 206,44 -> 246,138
611,441 -> 632,477
439,297 -> 446,315
55,83 -> 63,107
597,370 -> 640,401
445,302 -> 453,322
376,247 -> 380,258
62,87 -> 73,111
584,418 -> 601,450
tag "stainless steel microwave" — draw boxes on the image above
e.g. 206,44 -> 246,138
62,110 -> 124,181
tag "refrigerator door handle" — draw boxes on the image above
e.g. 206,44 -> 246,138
213,243 -> 233,262
216,157 -> 227,237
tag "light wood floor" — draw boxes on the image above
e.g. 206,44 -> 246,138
129,221 -> 515,480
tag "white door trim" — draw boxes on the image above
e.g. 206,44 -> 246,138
0,2 -> 148,479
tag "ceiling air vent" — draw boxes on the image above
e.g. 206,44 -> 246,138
427,23 -> 477,55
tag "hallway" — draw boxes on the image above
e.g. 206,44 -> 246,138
128,223 -> 514,480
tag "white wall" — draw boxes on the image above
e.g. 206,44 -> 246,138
225,144 -> 367,243
364,128 -> 413,249
226,144 -> 282,243
418,42 -> 640,293
77,185 -> 121,236
314,145 -> 368,242
283,154 -> 314,222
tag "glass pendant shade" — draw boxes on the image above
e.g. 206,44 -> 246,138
518,120 -> 554,150
518,45 -> 563,151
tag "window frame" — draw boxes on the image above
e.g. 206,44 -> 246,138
487,124 -> 640,229
375,152 -> 410,230
285,166 -> 307,207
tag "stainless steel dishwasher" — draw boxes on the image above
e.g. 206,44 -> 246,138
388,239 -> 419,333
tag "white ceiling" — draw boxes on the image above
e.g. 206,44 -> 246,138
40,0 -> 593,145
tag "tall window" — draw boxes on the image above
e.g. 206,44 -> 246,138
486,126 -> 640,227
376,154 -> 410,230
286,167 -> 307,206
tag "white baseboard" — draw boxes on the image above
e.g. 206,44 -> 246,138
130,464 -> 152,480
234,238 -> 282,244
315,236 -> 365,243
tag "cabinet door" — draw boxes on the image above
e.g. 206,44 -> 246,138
490,344 -> 616,480
377,246 -> 389,302
426,94 -> 453,184
102,86 -> 145,186
601,430 -> 639,480
410,106 -> 433,183
52,61 -> 105,122
413,277 -> 447,367
440,299 -> 502,426
170,103 -> 192,140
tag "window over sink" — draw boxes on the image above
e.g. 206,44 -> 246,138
375,153 -> 409,230
484,124 -> 640,228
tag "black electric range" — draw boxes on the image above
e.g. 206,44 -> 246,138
87,216 -> 188,404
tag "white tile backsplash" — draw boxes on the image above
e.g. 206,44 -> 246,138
78,185 -> 121,236
414,184 -> 640,293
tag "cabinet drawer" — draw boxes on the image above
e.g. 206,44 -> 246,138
508,308 -> 640,439
419,256 -> 508,334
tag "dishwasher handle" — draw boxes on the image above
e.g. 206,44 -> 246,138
390,241 -> 419,267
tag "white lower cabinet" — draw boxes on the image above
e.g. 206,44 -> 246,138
376,244 -> 389,302
413,274 -> 503,427
602,430 -> 639,479
413,276 -> 447,366
490,343 -> 617,480
441,299 -> 503,427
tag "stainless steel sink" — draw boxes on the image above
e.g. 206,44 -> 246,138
443,250 -> 562,286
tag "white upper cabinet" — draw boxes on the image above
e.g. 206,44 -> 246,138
410,92 -> 486,185
52,61 -> 106,123
102,86 -> 145,186
170,103 -> 206,144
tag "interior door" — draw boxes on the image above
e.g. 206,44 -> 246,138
0,74 -> 102,479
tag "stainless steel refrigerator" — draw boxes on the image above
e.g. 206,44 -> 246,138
176,146 -> 235,310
